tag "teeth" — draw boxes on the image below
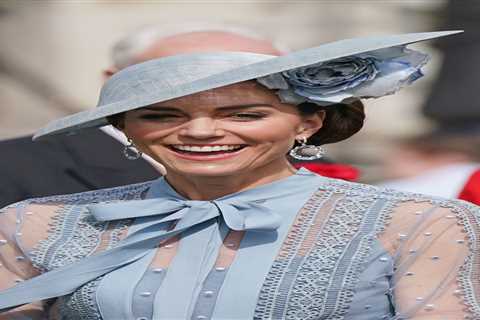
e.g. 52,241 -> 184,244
172,145 -> 243,152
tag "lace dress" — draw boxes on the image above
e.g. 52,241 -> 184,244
0,168 -> 478,319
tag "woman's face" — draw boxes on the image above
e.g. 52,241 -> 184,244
122,81 -> 324,178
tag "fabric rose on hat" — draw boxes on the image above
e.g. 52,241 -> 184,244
257,46 -> 428,106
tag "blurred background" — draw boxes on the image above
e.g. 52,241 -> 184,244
0,0 -> 477,183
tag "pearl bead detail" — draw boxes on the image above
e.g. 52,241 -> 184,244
203,290 -> 214,297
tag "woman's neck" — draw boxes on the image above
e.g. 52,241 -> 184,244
164,160 -> 297,200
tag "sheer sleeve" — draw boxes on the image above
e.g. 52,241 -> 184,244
378,199 -> 477,319
0,201 -> 57,319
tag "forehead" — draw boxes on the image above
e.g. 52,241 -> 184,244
154,81 -> 280,106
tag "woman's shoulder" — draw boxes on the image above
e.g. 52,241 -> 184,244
0,180 -> 156,214
320,176 -> 478,209
0,181 -> 156,274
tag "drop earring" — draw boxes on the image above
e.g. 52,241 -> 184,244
123,138 -> 142,160
289,137 -> 325,160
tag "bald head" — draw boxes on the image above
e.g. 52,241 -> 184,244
104,30 -> 282,78
134,31 -> 283,64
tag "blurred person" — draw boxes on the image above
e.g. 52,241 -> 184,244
1,31 -> 477,320
0,26 -> 284,208
422,0 -> 480,125
379,0 -> 480,205
378,126 -> 480,204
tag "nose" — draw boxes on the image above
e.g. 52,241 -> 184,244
178,117 -> 223,139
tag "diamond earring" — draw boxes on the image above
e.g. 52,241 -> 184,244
123,138 -> 142,160
289,137 -> 325,160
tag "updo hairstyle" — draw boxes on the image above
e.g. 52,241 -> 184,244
297,99 -> 365,145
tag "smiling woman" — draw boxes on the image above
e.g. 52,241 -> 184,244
109,81 -> 327,199
1,31 -> 480,320
108,81 -> 363,198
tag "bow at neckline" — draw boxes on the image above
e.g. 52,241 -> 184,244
0,169 -> 318,311
89,196 -> 282,243
89,175 -> 288,246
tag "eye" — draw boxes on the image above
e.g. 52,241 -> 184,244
139,114 -> 181,121
229,112 -> 267,121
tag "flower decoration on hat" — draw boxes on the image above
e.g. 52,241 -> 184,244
257,46 -> 429,106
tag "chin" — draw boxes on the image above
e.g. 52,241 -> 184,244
170,163 -> 246,177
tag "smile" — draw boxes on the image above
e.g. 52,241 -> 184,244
167,144 -> 247,161
170,144 -> 245,152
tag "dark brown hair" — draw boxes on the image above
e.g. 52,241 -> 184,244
108,113 -> 125,130
298,99 -> 365,145
107,99 -> 366,145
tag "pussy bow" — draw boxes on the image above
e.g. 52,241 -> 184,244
0,194 -> 282,311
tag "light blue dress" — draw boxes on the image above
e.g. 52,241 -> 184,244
0,168 -> 479,319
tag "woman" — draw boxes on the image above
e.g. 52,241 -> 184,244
0,31 -> 476,319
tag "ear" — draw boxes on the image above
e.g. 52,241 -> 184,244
296,110 -> 326,140
102,67 -> 119,81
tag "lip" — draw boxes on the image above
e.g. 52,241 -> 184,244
166,144 -> 247,161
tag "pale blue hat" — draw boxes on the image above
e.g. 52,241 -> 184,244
33,31 -> 461,140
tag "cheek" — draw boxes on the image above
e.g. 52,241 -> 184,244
123,119 -> 173,142
238,117 -> 300,143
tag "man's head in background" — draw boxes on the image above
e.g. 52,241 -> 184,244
104,24 -> 284,77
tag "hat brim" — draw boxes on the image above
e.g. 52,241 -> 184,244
33,30 -> 462,140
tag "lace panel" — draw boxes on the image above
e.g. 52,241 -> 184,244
254,189 -> 334,319
23,182 -> 151,319
320,179 -> 480,319
254,178 -> 471,320
447,201 -> 480,319
58,277 -> 104,320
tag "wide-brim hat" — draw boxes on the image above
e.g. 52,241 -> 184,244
33,31 -> 461,140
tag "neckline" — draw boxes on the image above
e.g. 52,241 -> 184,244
146,167 -> 321,201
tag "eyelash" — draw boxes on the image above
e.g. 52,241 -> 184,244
137,112 -> 267,122
139,114 -> 180,120
229,113 -> 267,120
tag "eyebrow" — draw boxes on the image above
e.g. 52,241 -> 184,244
140,104 -> 274,112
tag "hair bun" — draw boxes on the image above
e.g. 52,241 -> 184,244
298,100 -> 365,145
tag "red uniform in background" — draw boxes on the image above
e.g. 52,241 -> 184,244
293,162 -> 360,182
458,169 -> 480,205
